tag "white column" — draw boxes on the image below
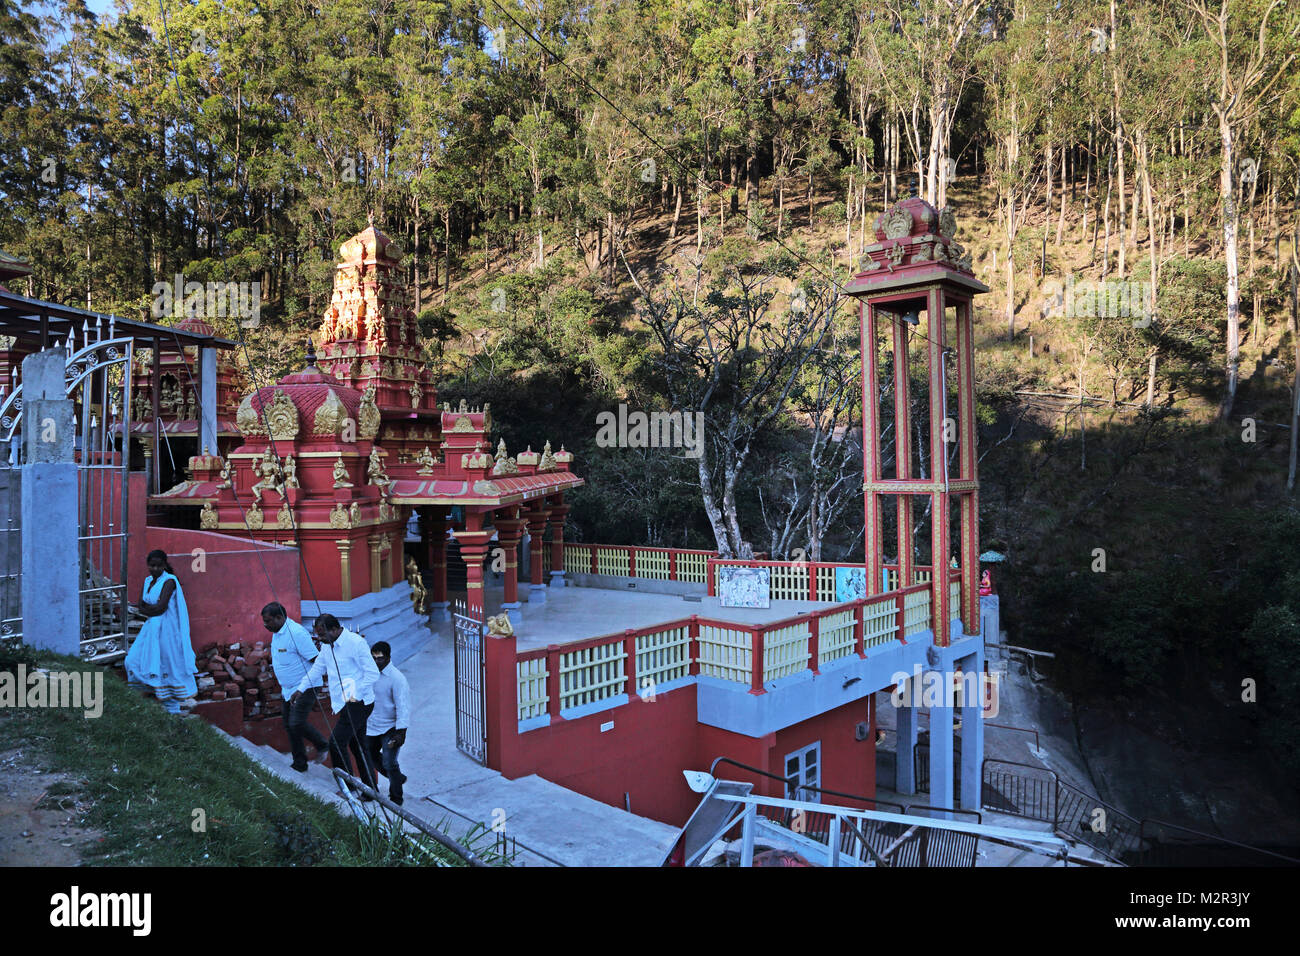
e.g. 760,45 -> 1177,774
199,346 -> 218,453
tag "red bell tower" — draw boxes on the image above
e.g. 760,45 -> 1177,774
848,193 -> 988,644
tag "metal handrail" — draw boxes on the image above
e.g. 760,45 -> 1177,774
331,768 -> 489,867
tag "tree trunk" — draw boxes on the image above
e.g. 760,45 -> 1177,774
1218,113 -> 1241,419
443,212 -> 451,295
1289,261 -> 1299,490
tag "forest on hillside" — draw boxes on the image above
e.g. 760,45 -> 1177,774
3,0 -> 1300,799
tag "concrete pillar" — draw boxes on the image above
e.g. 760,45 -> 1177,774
482,627 -> 518,775
524,506 -> 549,603
547,501 -> 569,588
959,649 -> 985,813
20,350 -> 79,655
336,539 -> 352,602
198,346 -> 218,455
929,687 -> 956,819
493,509 -> 526,627
453,512 -> 493,619
368,536 -> 383,594
422,508 -> 449,612
895,683 -> 919,795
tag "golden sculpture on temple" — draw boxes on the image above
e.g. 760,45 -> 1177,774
367,445 -> 391,494
415,445 -> 437,475
199,501 -> 218,529
492,438 -> 519,476
276,501 -> 293,530
486,613 -> 514,637
282,455 -> 300,489
404,556 -> 429,615
332,454 -> 353,488
247,498 -> 264,531
249,450 -> 283,497
329,502 -> 350,529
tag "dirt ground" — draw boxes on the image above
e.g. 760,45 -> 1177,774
0,747 -> 103,866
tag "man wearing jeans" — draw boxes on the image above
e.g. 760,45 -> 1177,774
365,642 -> 410,805
291,614 -> 380,795
262,602 -> 328,773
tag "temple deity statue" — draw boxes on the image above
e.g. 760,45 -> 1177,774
282,455 -> 300,489
367,445 -> 391,494
405,556 -> 429,615
249,450 -> 283,497
415,446 -> 437,475
332,454 -> 353,488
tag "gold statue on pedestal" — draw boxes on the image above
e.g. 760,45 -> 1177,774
199,501 -> 218,529
415,445 -> 437,475
367,445 -> 391,495
332,454 -> 353,488
486,613 -> 514,637
250,449 -> 283,497
405,556 -> 429,615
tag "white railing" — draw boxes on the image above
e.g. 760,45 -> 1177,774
817,608 -> 857,665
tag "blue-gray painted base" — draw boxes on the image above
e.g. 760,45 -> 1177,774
21,462 -> 80,655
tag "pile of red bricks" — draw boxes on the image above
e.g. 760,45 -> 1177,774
194,641 -> 285,719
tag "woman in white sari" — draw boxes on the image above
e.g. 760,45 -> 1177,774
124,549 -> 197,714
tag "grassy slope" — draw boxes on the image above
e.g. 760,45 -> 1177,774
0,650 -> 470,866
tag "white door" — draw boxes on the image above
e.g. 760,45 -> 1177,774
784,742 -> 821,803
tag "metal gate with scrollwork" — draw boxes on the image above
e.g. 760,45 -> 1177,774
453,600 -> 487,764
0,331 -> 134,660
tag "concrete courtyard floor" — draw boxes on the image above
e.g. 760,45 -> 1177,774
383,581 -> 820,866
464,578 -> 825,650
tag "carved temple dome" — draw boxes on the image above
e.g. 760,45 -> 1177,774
235,343 -> 375,443
338,224 -> 403,267
175,314 -> 216,337
854,190 -> 976,281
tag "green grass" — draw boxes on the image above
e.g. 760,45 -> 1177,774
0,650 -> 484,866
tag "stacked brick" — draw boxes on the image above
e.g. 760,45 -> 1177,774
194,641 -> 303,719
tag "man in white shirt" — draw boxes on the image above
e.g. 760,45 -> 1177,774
365,641 -> 410,805
290,614 -> 380,793
262,602 -> 329,773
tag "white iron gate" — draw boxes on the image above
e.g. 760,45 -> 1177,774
0,331 -> 134,660
453,600 -> 487,764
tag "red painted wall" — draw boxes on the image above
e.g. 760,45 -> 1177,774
486,632 -> 878,827
769,697 -> 876,811
193,698 -> 330,754
143,526 -> 302,652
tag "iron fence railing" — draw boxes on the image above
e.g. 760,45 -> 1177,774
898,748 -> 1299,867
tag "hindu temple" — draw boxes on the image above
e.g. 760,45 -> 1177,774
151,224 -> 583,646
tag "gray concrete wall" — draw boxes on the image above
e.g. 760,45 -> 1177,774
19,350 -> 80,655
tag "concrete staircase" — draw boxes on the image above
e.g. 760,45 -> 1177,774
212,724 -> 679,866
303,580 -> 433,663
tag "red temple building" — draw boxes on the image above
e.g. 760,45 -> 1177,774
5,202 -> 992,836
150,225 -> 582,651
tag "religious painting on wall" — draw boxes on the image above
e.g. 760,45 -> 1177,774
834,566 -> 867,603
718,566 -> 771,608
